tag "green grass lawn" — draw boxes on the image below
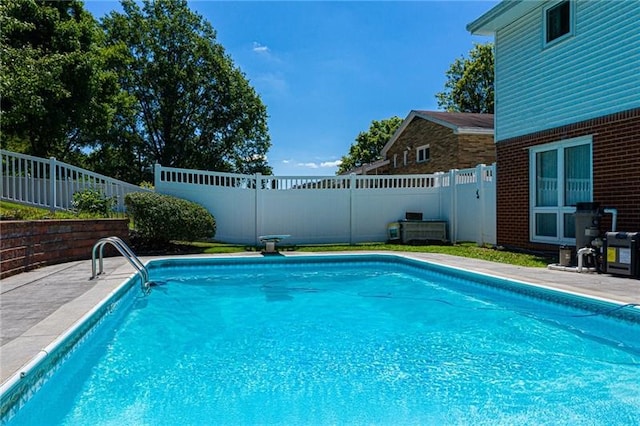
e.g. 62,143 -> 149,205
191,241 -> 552,268
2,200 -> 552,268
0,200 -> 124,220
0,201 -> 80,220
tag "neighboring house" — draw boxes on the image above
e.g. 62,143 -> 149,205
351,110 -> 495,175
345,159 -> 391,176
468,0 -> 640,252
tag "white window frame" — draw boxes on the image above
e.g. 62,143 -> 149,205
403,150 -> 408,166
543,0 -> 574,48
529,135 -> 592,244
416,144 -> 430,163
393,154 -> 398,168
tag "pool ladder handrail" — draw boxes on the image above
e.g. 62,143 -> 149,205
91,237 -> 150,292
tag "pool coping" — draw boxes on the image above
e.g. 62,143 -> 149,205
2,251 -> 640,414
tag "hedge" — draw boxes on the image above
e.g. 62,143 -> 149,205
125,192 -> 216,244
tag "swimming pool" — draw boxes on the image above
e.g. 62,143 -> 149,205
2,254 -> 640,424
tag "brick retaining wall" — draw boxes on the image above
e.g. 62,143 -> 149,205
0,219 -> 129,279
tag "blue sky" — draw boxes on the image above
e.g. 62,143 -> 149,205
85,1 -> 497,176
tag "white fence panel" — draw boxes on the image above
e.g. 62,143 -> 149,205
351,184 -> 443,243
257,174 -> 353,245
478,165 -> 497,245
155,167 -> 258,243
155,164 -> 496,246
454,168 -> 481,244
434,165 -> 496,246
259,188 -> 351,245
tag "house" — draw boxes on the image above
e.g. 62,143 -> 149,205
345,158 -> 391,176
351,110 -> 495,175
468,0 -> 640,252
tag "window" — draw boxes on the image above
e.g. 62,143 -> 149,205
545,0 -> 573,45
393,154 -> 398,168
403,150 -> 408,166
529,136 -> 592,243
416,145 -> 430,163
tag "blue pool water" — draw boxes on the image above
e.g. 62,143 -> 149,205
4,255 -> 640,425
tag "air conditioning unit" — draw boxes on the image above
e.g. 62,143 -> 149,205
400,220 -> 448,244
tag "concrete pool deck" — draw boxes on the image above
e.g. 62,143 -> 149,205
2,251 -> 640,387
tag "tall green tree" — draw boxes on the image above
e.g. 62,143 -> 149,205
101,0 -> 271,176
337,116 -> 403,175
436,43 -> 494,114
0,0 -> 120,162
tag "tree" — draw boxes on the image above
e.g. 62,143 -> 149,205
337,116 -> 403,175
436,43 -> 494,114
100,0 -> 272,177
0,0 -> 120,162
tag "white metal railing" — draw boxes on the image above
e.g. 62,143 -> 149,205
91,236 -> 151,294
1,150 -> 152,211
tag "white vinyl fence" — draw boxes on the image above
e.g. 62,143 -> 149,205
155,163 -> 496,246
1,150 -> 151,212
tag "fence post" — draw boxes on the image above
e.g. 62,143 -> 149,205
154,163 -> 162,189
476,164 -> 486,246
349,174 -> 356,244
49,157 -> 57,211
449,169 -> 457,244
255,172 -> 262,245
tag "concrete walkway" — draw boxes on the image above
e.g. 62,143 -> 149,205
2,252 -> 640,387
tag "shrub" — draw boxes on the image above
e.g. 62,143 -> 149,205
124,192 -> 216,244
72,188 -> 115,216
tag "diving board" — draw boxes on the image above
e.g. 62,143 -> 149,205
259,234 -> 291,254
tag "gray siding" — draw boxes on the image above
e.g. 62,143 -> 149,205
495,1 -> 640,141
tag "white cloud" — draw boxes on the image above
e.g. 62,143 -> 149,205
320,160 -> 342,168
252,41 -> 270,54
294,160 -> 342,169
298,162 -> 319,169
275,158 -> 342,175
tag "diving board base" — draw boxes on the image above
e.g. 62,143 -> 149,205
259,234 -> 291,254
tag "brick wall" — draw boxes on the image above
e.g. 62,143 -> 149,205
0,219 -> 130,279
457,133 -> 497,168
496,108 -> 640,252
386,117 -> 495,174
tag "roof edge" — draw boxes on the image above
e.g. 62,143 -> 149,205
341,159 -> 390,176
454,127 -> 495,135
380,111 -> 421,157
467,0 -> 540,35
